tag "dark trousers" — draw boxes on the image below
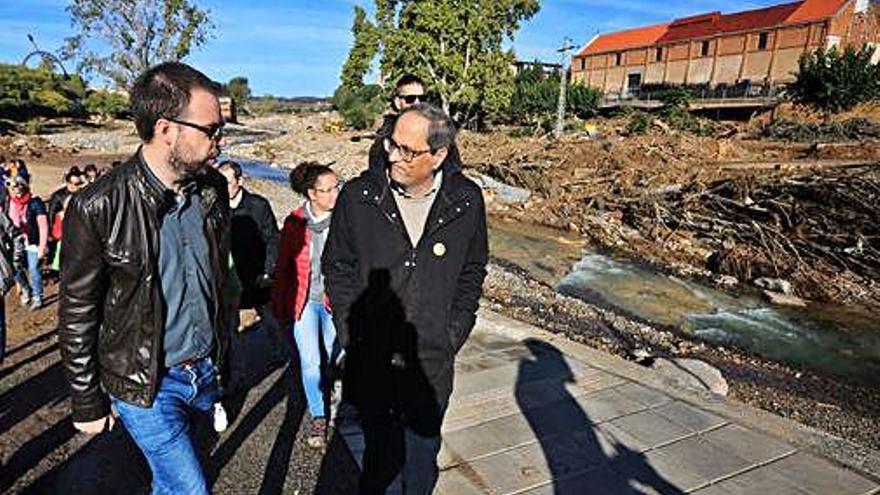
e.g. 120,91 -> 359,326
359,404 -> 447,495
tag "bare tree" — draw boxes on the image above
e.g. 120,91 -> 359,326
62,0 -> 214,88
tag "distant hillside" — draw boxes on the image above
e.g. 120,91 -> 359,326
248,95 -> 331,115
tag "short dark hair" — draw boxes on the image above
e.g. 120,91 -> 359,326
218,160 -> 242,179
83,163 -> 98,174
399,103 -> 457,152
289,161 -> 334,195
130,62 -> 220,142
64,166 -> 82,183
395,74 -> 424,92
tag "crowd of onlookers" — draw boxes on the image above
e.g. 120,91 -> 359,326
0,157 -> 108,364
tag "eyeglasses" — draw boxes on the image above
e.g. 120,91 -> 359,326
384,138 -> 432,163
313,183 -> 341,194
166,117 -> 224,141
397,94 -> 424,104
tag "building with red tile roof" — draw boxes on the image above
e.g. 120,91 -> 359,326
572,0 -> 880,97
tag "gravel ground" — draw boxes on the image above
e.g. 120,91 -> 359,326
0,284 -> 359,494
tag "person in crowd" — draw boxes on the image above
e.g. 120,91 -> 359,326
8,175 -> 48,310
0,210 -> 20,365
83,163 -> 100,183
58,61 -> 230,495
217,160 -> 279,320
47,166 -> 84,271
49,195 -> 72,273
6,158 -> 30,184
272,161 -> 340,449
368,74 -> 427,171
323,103 -> 488,494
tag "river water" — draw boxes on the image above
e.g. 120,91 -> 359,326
236,157 -> 880,388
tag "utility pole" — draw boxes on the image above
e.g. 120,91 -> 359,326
554,37 -> 576,139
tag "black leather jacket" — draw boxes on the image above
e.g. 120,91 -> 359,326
58,152 -> 231,423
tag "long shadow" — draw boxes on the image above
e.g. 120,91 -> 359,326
205,322 -> 293,485
0,343 -> 59,379
330,269 -> 442,494
3,328 -> 56,359
0,363 -> 68,435
19,319 -> 291,494
517,339 -> 685,494
19,419 -> 150,495
256,371 -> 303,495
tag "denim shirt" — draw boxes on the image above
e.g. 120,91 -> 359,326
143,164 -> 215,367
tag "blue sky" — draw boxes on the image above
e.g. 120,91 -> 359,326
0,0 -> 780,97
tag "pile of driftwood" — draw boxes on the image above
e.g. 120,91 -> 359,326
627,164 -> 880,305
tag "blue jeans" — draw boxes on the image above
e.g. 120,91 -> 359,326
292,301 -> 336,418
25,246 -> 42,303
112,357 -> 220,495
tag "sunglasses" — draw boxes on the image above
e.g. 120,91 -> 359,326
397,94 -> 424,104
166,117 -> 224,141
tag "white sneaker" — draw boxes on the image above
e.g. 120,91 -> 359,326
213,402 -> 228,432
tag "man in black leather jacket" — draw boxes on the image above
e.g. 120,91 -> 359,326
58,62 -> 230,494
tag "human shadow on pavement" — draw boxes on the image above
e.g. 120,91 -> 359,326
516,338 -> 685,495
334,269 -> 444,494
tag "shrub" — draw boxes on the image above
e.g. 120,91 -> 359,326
84,90 -> 129,118
332,84 -> 386,130
787,45 -> 880,112
626,111 -> 651,135
25,118 -> 43,135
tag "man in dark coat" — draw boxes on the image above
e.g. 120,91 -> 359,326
218,160 -> 278,309
323,103 -> 488,494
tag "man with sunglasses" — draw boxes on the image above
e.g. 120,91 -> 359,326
58,62 -> 231,495
368,74 -> 427,172
325,103 -> 488,494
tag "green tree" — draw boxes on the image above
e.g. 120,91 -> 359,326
508,64 -> 600,125
62,0 -> 214,89
332,84 -> 386,130
787,45 -> 880,112
340,6 -> 380,89
342,0 -> 540,126
227,76 -> 251,110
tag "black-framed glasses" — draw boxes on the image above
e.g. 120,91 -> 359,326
166,117 -> 224,141
397,94 -> 424,104
383,138 -> 432,163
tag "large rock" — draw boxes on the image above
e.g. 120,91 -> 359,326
651,357 -> 728,396
754,277 -> 793,295
763,290 -> 807,308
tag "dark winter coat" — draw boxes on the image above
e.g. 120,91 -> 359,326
230,188 -> 278,308
322,151 -> 488,429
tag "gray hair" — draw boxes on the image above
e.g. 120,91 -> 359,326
399,103 -> 457,152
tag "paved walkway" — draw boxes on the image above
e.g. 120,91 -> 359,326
338,310 -> 880,494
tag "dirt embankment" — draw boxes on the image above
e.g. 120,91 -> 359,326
462,108 -> 880,310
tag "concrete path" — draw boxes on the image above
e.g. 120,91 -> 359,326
337,310 -> 880,494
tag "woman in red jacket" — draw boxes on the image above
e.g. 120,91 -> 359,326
272,162 -> 339,448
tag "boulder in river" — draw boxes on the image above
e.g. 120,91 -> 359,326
651,357 -> 729,397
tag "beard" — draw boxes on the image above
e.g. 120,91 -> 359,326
169,142 -> 209,182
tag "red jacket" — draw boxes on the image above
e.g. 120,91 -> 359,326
271,205 -> 330,324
